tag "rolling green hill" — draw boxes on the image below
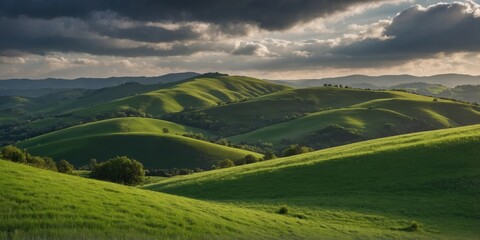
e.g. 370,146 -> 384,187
0,160 -> 328,239
168,87 -> 405,135
162,86 -> 480,149
0,74 -> 290,146
147,125 -> 480,239
73,74 -> 291,118
17,118 -> 261,169
230,98 -> 480,148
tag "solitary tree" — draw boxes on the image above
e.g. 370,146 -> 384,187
162,128 -> 170,134
90,156 -> 145,185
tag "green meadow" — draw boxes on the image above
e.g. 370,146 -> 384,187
1,74 -> 480,239
17,118 -> 261,169
2,125 -> 479,239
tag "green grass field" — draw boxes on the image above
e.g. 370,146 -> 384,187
147,125 -> 480,239
0,160 -> 336,239
17,118 -> 261,169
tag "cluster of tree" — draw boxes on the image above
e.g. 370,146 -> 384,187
182,132 -> 275,154
282,144 -> 314,157
0,118 -> 84,146
167,111 -> 309,137
89,156 -> 145,186
323,83 -> 349,88
90,109 -> 153,122
146,167 -> 203,177
297,124 -> 365,150
164,112 -> 223,132
213,154 -> 268,169
0,145 -> 73,174
0,108 -> 159,146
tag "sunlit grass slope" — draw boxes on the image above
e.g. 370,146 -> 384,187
185,87 -> 405,133
17,118 -> 261,169
230,100 -> 480,145
74,75 -> 290,117
0,160 -> 335,240
225,88 -> 480,144
148,125 -> 480,239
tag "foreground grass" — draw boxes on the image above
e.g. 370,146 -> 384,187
0,160 -> 322,239
0,159 -> 435,239
147,125 -> 480,239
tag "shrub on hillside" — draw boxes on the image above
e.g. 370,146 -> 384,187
244,154 -> 258,164
42,157 -> 58,171
217,159 -> 235,169
57,159 -> 74,174
1,145 -> 27,163
409,221 -> 420,231
90,156 -> 145,185
263,151 -> 277,160
277,205 -> 289,215
282,144 -> 314,157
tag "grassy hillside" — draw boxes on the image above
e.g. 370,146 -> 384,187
17,118 -> 261,169
218,88 -> 480,149
147,125 -> 480,239
0,74 -> 290,145
168,87 -> 405,135
231,98 -> 480,147
0,160 -> 328,239
74,74 -> 291,118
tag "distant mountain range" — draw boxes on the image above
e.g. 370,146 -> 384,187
269,74 -> 480,88
0,72 -> 199,97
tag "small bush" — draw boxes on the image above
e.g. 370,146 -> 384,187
282,144 -> 313,157
277,205 -> 289,215
263,152 -> 277,160
218,159 -> 235,169
410,221 -> 420,231
1,145 -> 26,163
244,154 -> 258,164
57,159 -> 74,174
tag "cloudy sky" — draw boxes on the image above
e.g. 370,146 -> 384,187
0,0 -> 479,79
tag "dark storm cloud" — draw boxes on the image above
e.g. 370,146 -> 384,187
0,0 -> 381,30
0,17 -> 229,57
335,1 -> 480,60
254,1 -> 480,71
0,0 -> 384,57
90,24 -> 202,43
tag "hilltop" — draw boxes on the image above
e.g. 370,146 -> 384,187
271,74 -> 480,88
